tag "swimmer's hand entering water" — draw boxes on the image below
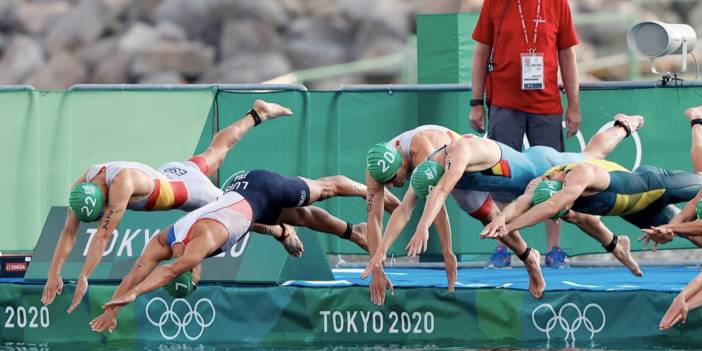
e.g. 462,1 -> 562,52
361,249 -> 387,279
361,249 -> 396,305
660,296 -> 688,331
67,276 -> 88,314
41,273 -> 63,306
443,251 -> 457,293
90,308 -> 118,333
102,291 -> 137,310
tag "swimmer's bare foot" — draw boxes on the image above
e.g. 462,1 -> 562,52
614,113 -> 644,132
278,225 -> 304,257
685,106 -> 702,121
349,223 -> 369,252
524,249 -> 545,299
253,99 -> 293,121
611,235 -> 643,277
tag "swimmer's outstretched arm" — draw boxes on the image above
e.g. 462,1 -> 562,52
68,178 -> 133,313
504,180 -> 541,221
640,193 -> 702,248
413,146 -> 471,246
365,173 -> 385,258
103,235 -> 213,310
670,189 -> 702,226
687,288 -> 702,311
660,272 -> 702,330
365,172 -> 395,305
365,173 -> 387,260
90,229 -> 171,333
361,187 -> 419,278
641,192 -> 702,249
42,209 -> 79,306
661,221 -> 702,237
362,185 -> 456,291
481,178 -> 541,238
642,221 -> 702,251
408,203 -> 458,291
659,290 -> 702,330
505,169 -> 591,233
652,189 -> 702,240
410,187 -> 459,293
429,204 -> 457,292
407,204 -> 451,256
42,174 -> 87,306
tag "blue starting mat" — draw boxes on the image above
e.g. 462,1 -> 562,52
281,266 -> 701,292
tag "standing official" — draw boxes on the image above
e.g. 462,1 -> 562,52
469,0 -> 581,268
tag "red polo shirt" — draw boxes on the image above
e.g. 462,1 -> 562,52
472,0 -> 579,115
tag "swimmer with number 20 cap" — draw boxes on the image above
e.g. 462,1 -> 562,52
363,125 -> 545,301
364,114 -> 644,300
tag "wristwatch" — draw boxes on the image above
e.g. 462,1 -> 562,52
469,99 -> 484,107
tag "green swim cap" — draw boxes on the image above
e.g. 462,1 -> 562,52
411,161 -> 445,199
163,270 -> 195,298
696,199 -> 702,220
367,143 -> 402,183
532,180 -> 568,219
69,182 -> 104,222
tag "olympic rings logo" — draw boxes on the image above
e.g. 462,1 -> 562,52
531,303 -> 606,342
145,297 -> 216,340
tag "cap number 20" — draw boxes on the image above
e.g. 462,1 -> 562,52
377,151 -> 396,173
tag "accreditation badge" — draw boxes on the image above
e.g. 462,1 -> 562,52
521,52 -> 544,90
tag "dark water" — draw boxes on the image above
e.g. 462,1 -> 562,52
2,339 -> 701,351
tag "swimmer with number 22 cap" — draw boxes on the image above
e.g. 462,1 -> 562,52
42,100 -> 294,314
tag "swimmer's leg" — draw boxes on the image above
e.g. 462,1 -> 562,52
193,100 -> 292,176
684,107 -> 702,173
278,207 -> 368,251
300,176 -> 396,213
452,190 -> 545,299
582,114 -> 644,159
661,203 -> 702,248
488,220 -> 545,299
565,211 -> 642,276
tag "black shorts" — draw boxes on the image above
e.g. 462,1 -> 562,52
488,106 -> 564,152
222,170 -> 311,224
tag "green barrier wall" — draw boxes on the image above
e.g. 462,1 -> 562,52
0,88 -> 39,252
0,87 -> 215,252
0,283 -> 699,348
3,83 -> 702,257
416,13 -> 478,84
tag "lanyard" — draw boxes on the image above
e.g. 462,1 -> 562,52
517,0 -> 541,53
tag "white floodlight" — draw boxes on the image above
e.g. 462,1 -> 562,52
627,21 -> 696,74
